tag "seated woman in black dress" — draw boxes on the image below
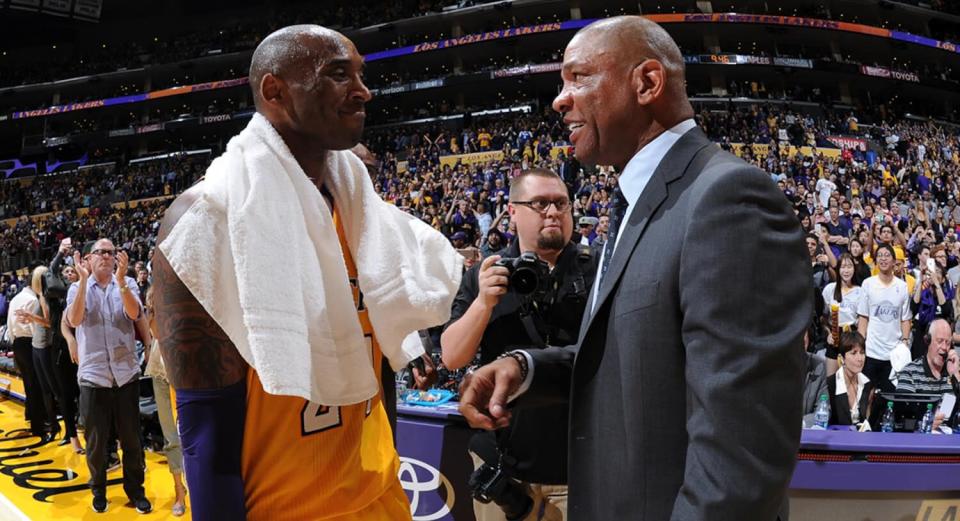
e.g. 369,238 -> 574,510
827,331 -> 876,427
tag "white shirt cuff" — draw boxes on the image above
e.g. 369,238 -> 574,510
508,350 -> 535,402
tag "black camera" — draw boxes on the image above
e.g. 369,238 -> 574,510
468,461 -> 533,521
494,251 -> 550,296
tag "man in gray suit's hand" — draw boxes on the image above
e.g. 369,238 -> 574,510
461,15 -> 809,521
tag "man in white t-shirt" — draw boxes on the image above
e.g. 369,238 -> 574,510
815,175 -> 837,209
858,243 -> 912,392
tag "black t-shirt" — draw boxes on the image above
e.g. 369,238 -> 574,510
445,240 -> 598,484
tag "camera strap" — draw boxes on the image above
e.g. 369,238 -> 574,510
518,304 -> 546,348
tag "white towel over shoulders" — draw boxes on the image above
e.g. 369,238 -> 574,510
159,113 -> 462,405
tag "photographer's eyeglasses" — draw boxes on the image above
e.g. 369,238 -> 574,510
512,198 -> 571,213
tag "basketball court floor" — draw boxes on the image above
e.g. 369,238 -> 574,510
0,378 -> 186,520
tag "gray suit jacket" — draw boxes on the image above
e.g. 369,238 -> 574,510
802,352 -> 828,427
523,128 -> 810,520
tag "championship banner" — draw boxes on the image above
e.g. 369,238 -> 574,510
826,136 -> 867,151
439,150 -> 504,168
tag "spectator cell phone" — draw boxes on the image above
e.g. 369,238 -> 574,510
927,258 -> 937,273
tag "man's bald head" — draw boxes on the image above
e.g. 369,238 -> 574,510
575,16 -> 688,101
552,15 -> 693,168
247,24 -> 371,155
250,25 -> 350,109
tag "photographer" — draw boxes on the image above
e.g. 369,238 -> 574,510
442,168 -> 597,521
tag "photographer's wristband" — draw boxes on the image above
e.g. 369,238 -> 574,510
497,351 -> 529,383
497,350 -> 535,404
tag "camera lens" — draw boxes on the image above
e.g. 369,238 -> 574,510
511,268 -> 539,295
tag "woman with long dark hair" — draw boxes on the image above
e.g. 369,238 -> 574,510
847,237 -> 871,284
822,253 -> 864,375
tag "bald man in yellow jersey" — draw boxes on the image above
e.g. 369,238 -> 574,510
152,26 -> 419,521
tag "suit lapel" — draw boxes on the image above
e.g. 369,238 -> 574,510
584,128 -> 713,333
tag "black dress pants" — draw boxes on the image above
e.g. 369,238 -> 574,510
12,337 -> 48,435
51,339 -> 80,438
79,380 -> 144,501
33,346 -> 78,438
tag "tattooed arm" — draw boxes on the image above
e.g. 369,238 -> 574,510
153,186 -> 248,389
153,186 -> 248,521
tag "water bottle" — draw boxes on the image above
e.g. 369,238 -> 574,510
881,401 -> 895,432
814,394 -> 830,429
395,370 -> 409,403
917,403 -> 934,433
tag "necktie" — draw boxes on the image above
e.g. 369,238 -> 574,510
599,187 -> 629,286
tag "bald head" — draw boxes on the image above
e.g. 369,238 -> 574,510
247,24 -> 371,155
250,25 -> 350,109
552,15 -> 693,168
575,16 -> 688,101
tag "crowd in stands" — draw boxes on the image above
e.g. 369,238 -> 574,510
0,154 -> 206,274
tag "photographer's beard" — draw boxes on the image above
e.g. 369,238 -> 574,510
537,228 -> 566,251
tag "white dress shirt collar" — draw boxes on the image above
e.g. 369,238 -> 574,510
589,118 -> 697,314
833,369 -> 870,396
617,118 -> 697,208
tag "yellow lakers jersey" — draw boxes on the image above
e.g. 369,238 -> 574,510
241,209 -> 409,520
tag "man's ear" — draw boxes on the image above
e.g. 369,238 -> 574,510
259,73 -> 287,111
632,60 -> 666,106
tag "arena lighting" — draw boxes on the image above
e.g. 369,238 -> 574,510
78,161 -> 116,172
369,104 -> 532,128
470,104 -> 532,116
129,148 -> 212,164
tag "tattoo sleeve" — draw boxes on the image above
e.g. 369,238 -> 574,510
152,249 -> 248,389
